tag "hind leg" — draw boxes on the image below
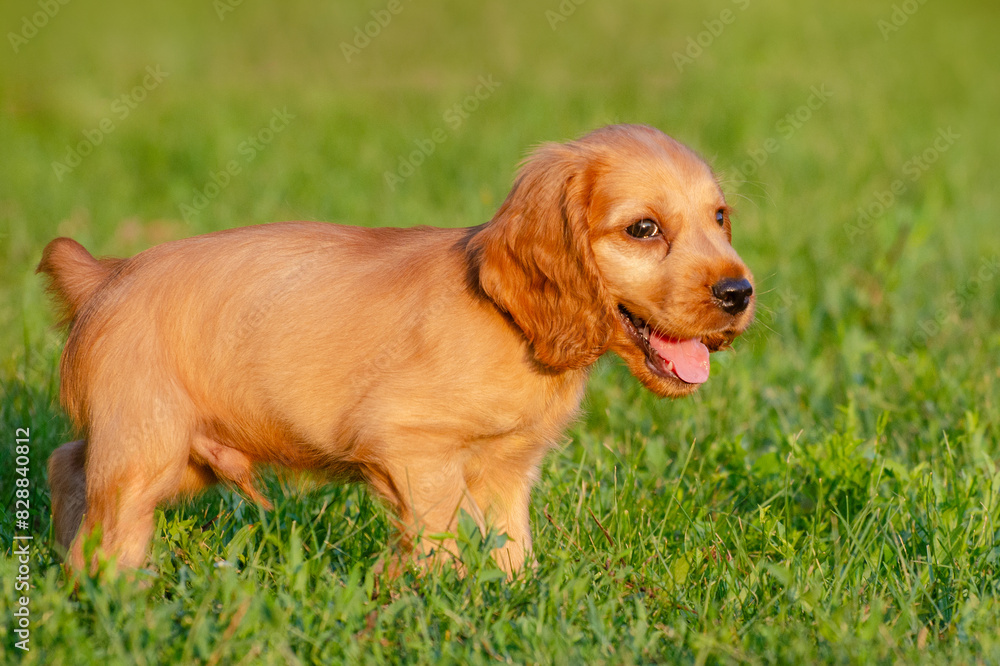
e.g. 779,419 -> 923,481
48,439 -> 89,552
67,413 -> 193,575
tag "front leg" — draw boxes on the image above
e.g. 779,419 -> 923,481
466,462 -> 538,577
363,444 -> 541,579
364,455 -> 486,576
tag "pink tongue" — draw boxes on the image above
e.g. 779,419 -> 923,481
648,333 -> 710,384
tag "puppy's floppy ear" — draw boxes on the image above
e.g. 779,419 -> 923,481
470,142 -> 612,370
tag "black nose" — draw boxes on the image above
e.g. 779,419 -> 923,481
711,277 -> 753,315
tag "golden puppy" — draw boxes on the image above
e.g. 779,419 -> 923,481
40,124 -> 754,577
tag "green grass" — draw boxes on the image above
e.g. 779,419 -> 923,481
2,0 -> 999,663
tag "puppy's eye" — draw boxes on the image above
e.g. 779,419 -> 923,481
716,209 -> 726,226
625,219 -> 661,239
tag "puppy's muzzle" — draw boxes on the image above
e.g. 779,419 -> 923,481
711,277 -> 753,315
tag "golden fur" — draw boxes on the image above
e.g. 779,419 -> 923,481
40,124 -> 754,577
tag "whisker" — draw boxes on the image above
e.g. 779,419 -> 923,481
752,318 -> 778,336
718,178 -> 775,207
748,272 -> 780,287
754,303 -> 777,314
725,191 -> 758,208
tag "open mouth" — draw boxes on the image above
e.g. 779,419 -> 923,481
617,305 -> 711,385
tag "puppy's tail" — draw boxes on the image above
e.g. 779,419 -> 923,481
37,238 -> 123,327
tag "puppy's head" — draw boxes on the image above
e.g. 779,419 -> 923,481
472,124 -> 754,397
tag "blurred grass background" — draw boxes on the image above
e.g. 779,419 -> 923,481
2,0 -> 999,663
